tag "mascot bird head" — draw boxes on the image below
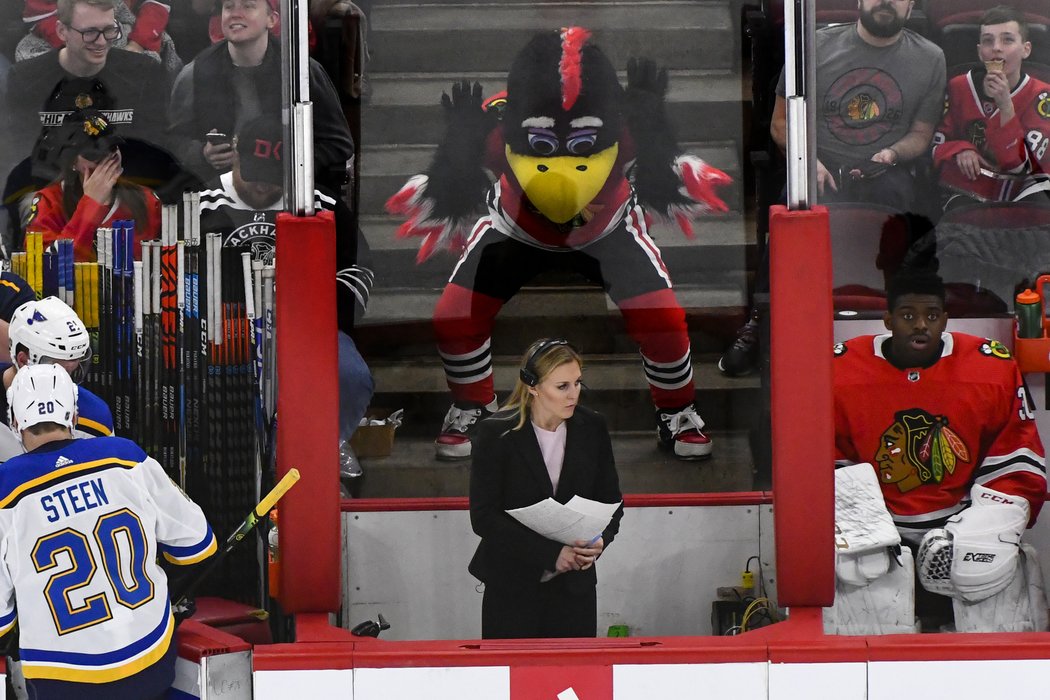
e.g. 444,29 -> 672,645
502,27 -> 624,224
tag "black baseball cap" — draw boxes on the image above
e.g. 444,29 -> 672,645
73,110 -> 124,162
236,115 -> 284,186
31,109 -> 124,179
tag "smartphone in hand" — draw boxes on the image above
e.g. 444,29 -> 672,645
205,132 -> 230,147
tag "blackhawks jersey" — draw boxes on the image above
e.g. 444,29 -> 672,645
197,173 -> 373,334
933,70 -> 1050,201
0,436 -> 215,684
834,332 -> 1046,542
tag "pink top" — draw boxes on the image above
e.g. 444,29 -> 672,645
532,421 -> 567,493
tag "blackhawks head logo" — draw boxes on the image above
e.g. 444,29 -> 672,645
875,409 -> 971,493
82,113 -> 109,137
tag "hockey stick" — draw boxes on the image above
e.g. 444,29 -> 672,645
172,467 -> 301,608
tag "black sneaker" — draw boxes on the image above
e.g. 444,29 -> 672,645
718,318 -> 759,377
434,397 -> 498,460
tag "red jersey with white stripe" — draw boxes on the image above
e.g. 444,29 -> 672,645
933,71 -> 1050,201
834,332 -> 1046,541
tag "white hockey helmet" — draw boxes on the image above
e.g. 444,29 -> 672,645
7,363 -> 78,434
9,297 -> 92,382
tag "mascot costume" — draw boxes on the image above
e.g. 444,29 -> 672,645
387,27 -> 732,461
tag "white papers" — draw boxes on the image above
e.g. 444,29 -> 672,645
506,495 -> 621,545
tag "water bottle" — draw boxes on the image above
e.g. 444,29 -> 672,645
1016,288 -> 1043,339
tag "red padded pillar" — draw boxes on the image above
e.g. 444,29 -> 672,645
275,211 -> 341,613
769,205 -> 834,607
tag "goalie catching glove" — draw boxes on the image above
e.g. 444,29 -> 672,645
917,484 -> 1030,602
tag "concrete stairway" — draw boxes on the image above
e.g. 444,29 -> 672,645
351,0 -> 760,497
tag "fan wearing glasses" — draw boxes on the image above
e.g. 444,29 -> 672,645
4,0 -> 169,169
56,7 -> 124,77
20,0 -> 173,62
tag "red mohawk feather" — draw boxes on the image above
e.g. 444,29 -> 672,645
559,26 -> 590,111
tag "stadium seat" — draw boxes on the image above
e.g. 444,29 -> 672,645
815,0 -> 858,27
939,199 -> 1050,229
825,203 -> 903,312
813,0 -> 929,33
934,201 -> 1050,313
927,0 -> 1050,67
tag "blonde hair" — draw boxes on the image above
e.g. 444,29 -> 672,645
57,0 -> 117,25
501,339 -> 583,431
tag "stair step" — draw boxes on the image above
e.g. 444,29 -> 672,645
359,140 -> 744,216
348,429 -> 757,498
360,215 -> 754,289
361,353 -> 759,433
369,2 -> 736,73
361,140 -> 740,179
361,70 -> 745,144
362,213 -> 754,251
364,283 -> 747,323
359,284 -> 750,361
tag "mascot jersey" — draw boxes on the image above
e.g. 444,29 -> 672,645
933,71 -> 1050,201
437,172 -> 696,408
833,332 -> 1046,541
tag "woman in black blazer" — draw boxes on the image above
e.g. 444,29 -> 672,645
469,338 -> 624,639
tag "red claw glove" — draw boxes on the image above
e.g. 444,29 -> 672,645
385,175 -> 469,263
670,155 -> 732,238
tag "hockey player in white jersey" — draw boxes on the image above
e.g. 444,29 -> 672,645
0,364 -> 216,699
0,297 -> 115,460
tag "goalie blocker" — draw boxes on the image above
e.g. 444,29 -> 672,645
918,484 -> 1049,632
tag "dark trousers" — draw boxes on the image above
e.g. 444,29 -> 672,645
482,573 -> 597,639
820,162 -> 918,212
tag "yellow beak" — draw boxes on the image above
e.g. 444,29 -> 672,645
506,144 -> 619,223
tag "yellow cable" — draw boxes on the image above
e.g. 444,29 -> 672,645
740,597 -> 772,632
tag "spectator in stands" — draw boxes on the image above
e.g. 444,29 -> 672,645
833,269 -> 1046,630
468,339 -> 623,639
721,0 -> 946,378
24,108 -> 161,260
3,0 -> 171,247
196,114 -> 373,480
933,5 -> 1050,210
771,0 -> 945,210
4,0 -> 170,162
166,0 -> 217,67
168,0 -> 354,190
18,0 -> 183,74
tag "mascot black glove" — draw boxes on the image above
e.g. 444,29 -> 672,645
386,80 -> 497,261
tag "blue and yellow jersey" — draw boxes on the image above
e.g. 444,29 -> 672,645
0,436 -> 215,682
73,387 -> 114,438
0,272 -> 35,322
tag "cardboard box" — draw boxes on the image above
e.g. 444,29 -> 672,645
349,409 -> 397,458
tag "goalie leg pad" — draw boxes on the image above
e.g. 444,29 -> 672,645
836,548 -> 892,587
953,544 -> 1049,633
824,546 -> 919,636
